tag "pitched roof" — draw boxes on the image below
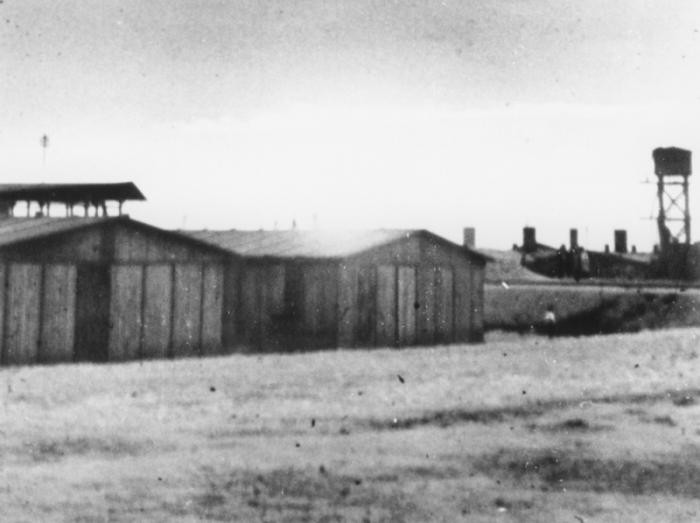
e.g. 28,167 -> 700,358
0,182 -> 146,203
0,217 -> 113,248
0,217 -> 229,255
183,228 -> 491,261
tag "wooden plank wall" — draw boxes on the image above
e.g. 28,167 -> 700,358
279,263 -> 303,349
74,264 -> 111,362
113,225 -> 219,262
319,265 -> 339,347
342,263 -> 462,348
347,263 -> 459,347
234,262 -> 319,351
470,265 -> 485,340
221,264 -> 240,350
416,266 -> 436,345
172,264 -> 203,358
40,265 -> 77,363
238,265 -> 261,348
0,261 -> 225,366
356,266 -> 377,346
337,264 -> 358,347
453,262 -> 473,342
109,265 -> 144,361
142,264 -> 172,359
200,264 -> 224,355
0,264 -> 4,362
4,264 -> 41,365
434,267 -> 454,343
376,265 -> 397,347
229,262 -> 341,352
262,264 -> 286,350
282,263 -> 335,349
302,266 -> 323,338
397,266 -> 416,345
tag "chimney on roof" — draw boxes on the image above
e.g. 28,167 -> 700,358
523,227 -> 536,252
463,227 -> 475,248
570,228 -> 578,250
614,229 -> 628,254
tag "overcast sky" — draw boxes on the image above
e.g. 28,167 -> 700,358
2,0 -> 700,249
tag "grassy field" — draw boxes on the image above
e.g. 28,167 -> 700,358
2,328 -> 700,522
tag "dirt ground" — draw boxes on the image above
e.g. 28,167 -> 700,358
2,328 -> 700,522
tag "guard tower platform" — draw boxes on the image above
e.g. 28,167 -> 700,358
0,182 -> 146,218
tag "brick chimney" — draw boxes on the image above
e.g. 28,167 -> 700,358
523,227 -> 537,252
614,230 -> 628,254
463,227 -> 476,248
569,228 -> 578,250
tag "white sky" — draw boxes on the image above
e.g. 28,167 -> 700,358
1,0 -> 700,250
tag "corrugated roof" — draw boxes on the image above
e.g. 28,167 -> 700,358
0,182 -> 146,202
0,217 -> 113,247
184,228 -> 490,261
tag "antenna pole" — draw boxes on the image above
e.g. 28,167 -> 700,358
40,134 -> 49,166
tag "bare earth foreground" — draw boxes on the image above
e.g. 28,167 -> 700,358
2,330 -> 700,522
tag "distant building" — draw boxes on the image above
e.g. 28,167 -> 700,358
0,183 -> 491,365
515,226 -> 653,281
0,215 -> 228,365
186,228 -> 491,351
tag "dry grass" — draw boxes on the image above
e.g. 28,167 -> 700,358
2,328 -> 700,521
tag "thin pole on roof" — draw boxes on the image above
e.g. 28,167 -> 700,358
40,134 -> 49,166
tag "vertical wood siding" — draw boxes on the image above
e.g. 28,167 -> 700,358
434,267 -> 454,343
5,264 -> 42,365
113,226 -> 194,262
142,264 -> 172,359
337,264 -> 357,347
40,264 -> 76,363
470,266 -> 485,340
238,266 -> 261,348
109,265 -> 144,361
221,263 -> 240,350
172,264 -> 203,357
280,264 -> 303,350
201,264 -> 224,354
0,226 -> 484,364
74,265 -> 111,362
356,266 -> 376,346
397,266 -> 417,346
319,264 -> 339,348
376,265 -> 397,347
261,264 -> 286,350
416,266 -> 436,345
0,264 -> 5,363
453,262 -> 473,342
302,265 -> 323,338
297,264 -> 335,349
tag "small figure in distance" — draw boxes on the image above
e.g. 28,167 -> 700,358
543,304 -> 557,338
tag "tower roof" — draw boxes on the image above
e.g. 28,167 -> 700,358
0,182 -> 146,204
652,147 -> 692,176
